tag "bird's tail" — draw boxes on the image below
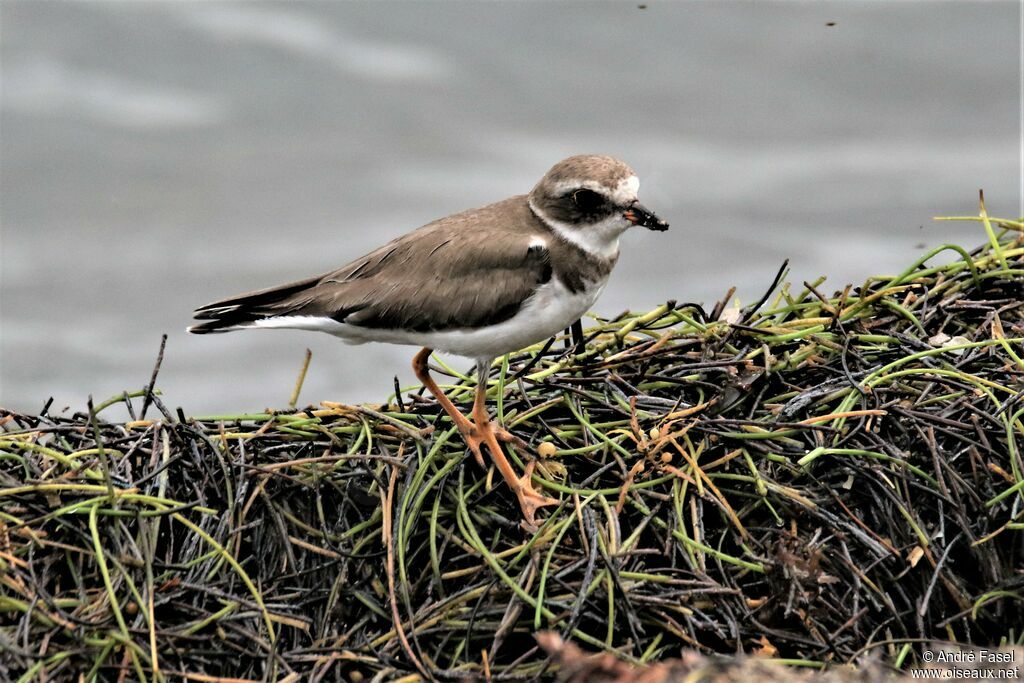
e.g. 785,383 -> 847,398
188,275 -> 320,334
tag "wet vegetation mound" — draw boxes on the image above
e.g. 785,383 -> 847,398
1,202 -> 1022,681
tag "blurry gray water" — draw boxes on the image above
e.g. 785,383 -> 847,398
1,1 -> 1020,416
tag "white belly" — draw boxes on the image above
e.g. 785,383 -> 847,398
251,277 -> 607,362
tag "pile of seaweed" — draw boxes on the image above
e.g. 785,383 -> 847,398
2,203 -> 1022,682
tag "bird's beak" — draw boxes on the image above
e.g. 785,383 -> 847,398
623,201 -> 669,231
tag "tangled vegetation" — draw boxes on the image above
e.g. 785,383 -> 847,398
1,199 -> 1022,681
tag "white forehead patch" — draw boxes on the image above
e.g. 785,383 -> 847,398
611,175 -> 640,206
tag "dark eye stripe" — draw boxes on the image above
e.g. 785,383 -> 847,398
571,189 -> 605,212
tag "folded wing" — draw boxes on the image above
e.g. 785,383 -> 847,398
190,202 -> 552,335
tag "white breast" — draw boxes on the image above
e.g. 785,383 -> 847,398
420,276 -> 606,360
250,276 -> 607,362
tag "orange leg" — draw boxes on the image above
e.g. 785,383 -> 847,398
469,377 -> 530,451
413,347 -> 484,467
412,348 -> 559,526
469,378 -> 559,526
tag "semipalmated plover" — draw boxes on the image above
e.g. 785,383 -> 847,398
190,154 -> 668,525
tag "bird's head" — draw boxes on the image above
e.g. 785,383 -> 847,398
528,154 -> 668,258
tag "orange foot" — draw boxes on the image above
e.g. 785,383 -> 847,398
459,423 -> 528,468
494,426 -> 530,451
464,420 -> 558,527
514,460 -> 560,529
461,424 -> 489,468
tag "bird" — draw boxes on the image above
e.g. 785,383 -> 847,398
189,155 -> 668,526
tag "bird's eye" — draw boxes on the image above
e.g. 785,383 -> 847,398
571,189 -> 604,212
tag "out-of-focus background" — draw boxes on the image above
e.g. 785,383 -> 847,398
1,1 -> 1019,415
